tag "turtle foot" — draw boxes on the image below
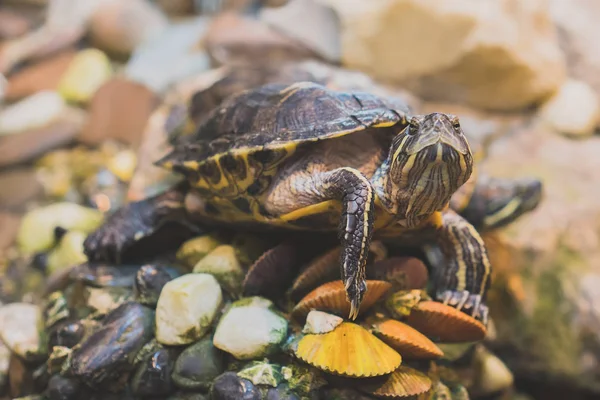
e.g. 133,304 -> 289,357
437,290 -> 489,325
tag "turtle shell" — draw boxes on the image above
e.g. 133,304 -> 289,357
155,81 -> 410,199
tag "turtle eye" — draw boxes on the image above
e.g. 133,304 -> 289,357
407,121 -> 419,135
450,116 -> 461,129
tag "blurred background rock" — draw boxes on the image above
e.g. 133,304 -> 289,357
0,0 -> 599,399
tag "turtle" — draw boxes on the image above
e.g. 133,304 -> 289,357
84,81 -> 491,322
164,61 -> 543,231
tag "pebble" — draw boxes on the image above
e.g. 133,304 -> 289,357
210,372 -> 261,400
213,297 -> 288,360
167,393 -> 209,400
46,231 -> 87,274
58,48 -> 112,104
46,375 -> 82,400
16,202 -> 104,254
80,78 -> 159,148
267,384 -> 301,400
0,91 -> 66,136
238,362 -> 283,387
131,346 -> 175,397
47,320 -> 86,350
70,302 -> 155,388
155,273 -> 223,346
176,235 -> 223,268
172,336 -> 225,391
193,245 -> 245,296
70,263 -> 141,288
134,264 -> 181,306
0,168 -> 43,210
0,340 -> 9,393
4,50 -> 76,102
539,78 -> 600,137
0,303 -> 44,360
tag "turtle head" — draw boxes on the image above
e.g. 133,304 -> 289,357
387,113 -> 473,225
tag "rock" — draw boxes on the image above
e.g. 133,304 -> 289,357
472,346 -> 514,396
131,346 -> 175,397
0,107 -> 86,168
267,384 -> 301,400
210,372 -> 261,400
0,212 -> 20,250
134,264 -> 181,306
238,362 -> 283,387
0,9 -> 32,39
81,286 -> 134,318
193,245 -> 245,296
58,48 -> 113,104
4,50 -> 76,101
260,0 -> 340,62
167,393 -> 209,400
0,303 -> 44,360
0,168 -> 43,210
46,375 -> 83,400
538,79 -> 600,137
321,0 -> 566,111
70,302 -> 155,389
320,388 -> 375,400
46,231 -> 87,274
0,340 -> 9,394
88,0 -> 169,57
47,319 -> 86,350
213,297 -> 288,360
8,353 -> 35,398
70,263 -> 141,288
155,273 -> 223,346
480,122 -> 600,394
172,336 -> 225,391
0,91 -> 66,136
80,77 -> 160,148
205,12 -> 321,66
16,202 -> 103,254
176,235 -> 224,268
124,17 -> 210,95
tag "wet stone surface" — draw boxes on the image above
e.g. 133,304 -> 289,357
69,302 -> 155,389
172,336 -> 226,391
210,371 -> 261,400
46,374 -> 84,400
133,264 -> 181,307
69,263 -> 141,288
130,345 -> 176,397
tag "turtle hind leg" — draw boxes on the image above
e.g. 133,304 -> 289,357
84,183 -> 199,263
433,209 -> 492,324
266,166 -> 375,320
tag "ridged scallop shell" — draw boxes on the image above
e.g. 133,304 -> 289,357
371,319 -> 444,359
289,247 -> 341,302
292,280 -> 392,321
406,301 -> 487,343
367,257 -> 429,290
295,322 -> 401,377
290,241 -> 388,302
242,242 -> 299,300
359,366 -> 432,398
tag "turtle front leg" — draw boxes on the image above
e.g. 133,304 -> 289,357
267,167 -> 375,320
433,209 -> 492,323
84,183 -> 198,263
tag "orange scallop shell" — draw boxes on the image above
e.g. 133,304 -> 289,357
292,280 -> 392,321
405,301 -> 487,343
367,257 -> 429,290
295,322 -> 401,378
359,366 -> 432,398
371,319 -> 444,359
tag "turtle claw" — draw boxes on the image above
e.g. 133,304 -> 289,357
437,290 -> 488,325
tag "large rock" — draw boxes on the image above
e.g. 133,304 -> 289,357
479,121 -> 600,394
320,0 -> 566,111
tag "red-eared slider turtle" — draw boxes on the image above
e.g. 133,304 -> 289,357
84,81 -> 491,322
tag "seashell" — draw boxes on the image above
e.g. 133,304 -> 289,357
292,280 -> 392,321
289,247 -> 340,302
242,242 -> 300,300
295,322 -> 401,378
367,257 -> 429,290
405,301 -> 487,343
290,242 -> 388,301
303,310 -> 343,334
371,319 -> 443,359
359,366 -> 432,398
